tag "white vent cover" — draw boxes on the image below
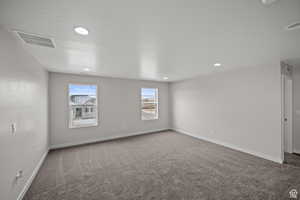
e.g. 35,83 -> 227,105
16,31 -> 55,48
286,22 -> 300,30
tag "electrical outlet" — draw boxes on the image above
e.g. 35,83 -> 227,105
16,170 -> 23,180
11,123 -> 16,134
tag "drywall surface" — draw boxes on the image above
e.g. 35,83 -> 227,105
0,27 -> 49,200
49,72 -> 169,148
170,65 -> 282,163
293,67 -> 300,153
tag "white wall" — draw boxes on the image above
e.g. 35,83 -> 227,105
293,66 -> 300,153
170,65 -> 283,163
0,27 -> 49,200
49,72 -> 169,148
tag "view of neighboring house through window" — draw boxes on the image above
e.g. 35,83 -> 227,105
141,88 -> 158,120
69,84 -> 98,128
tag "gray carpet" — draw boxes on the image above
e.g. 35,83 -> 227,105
24,131 -> 300,200
285,152 -> 300,168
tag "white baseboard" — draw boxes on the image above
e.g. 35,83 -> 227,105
50,129 -> 169,150
173,128 -> 283,164
17,150 -> 49,200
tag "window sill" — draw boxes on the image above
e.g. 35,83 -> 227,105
69,123 -> 98,129
142,118 -> 159,121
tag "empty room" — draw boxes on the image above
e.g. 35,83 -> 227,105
1,0 -> 300,199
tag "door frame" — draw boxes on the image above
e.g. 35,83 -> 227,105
281,62 -> 294,161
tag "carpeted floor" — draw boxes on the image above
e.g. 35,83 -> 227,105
285,152 -> 300,168
24,131 -> 300,200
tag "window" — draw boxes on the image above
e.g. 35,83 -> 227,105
69,84 -> 98,128
141,88 -> 158,120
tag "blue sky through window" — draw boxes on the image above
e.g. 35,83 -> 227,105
142,88 -> 156,99
69,84 -> 97,96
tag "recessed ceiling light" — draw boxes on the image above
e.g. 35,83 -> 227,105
74,26 -> 89,35
261,0 -> 278,5
214,63 -> 221,67
163,77 -> 169,80
83,68 -> 90,72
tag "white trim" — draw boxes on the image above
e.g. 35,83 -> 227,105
50,129 -> 169,150
17,150 -> 49,200
173,128 -> 283,164
281,69 -> 285,161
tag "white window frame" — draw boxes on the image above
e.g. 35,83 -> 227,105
141,88 -> 159,120
68,83 -> 98,128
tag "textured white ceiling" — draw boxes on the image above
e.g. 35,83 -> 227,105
0,0 -> 299,81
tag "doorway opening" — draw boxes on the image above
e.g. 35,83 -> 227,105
281,62 -> 300,166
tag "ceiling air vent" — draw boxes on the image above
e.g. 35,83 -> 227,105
286,22 -> 300,31
16,31 -> 55,48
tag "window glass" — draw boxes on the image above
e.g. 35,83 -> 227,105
69,84 -> 98,128
141,88 -> 158,120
